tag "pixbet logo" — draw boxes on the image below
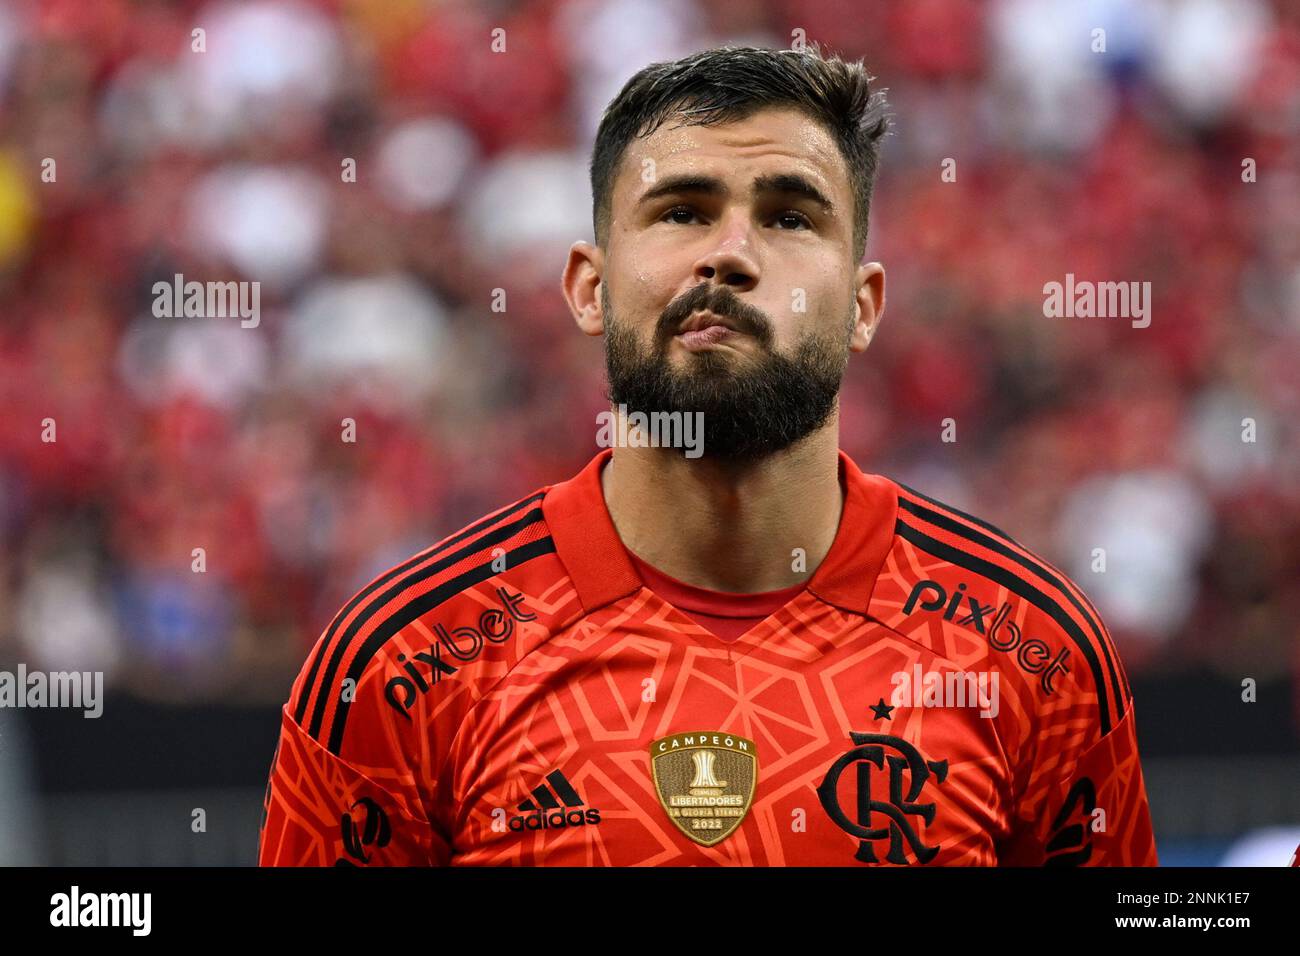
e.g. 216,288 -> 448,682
384,586 -> 536,718
902,580 -> 1070,695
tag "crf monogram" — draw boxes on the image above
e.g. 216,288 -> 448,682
817,731 -> 948,865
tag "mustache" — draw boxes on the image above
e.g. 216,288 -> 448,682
655,284 -> 772,345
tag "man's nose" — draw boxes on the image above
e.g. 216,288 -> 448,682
691,215 -> 760,293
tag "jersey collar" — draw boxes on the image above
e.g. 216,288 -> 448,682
542,447 -> 898,618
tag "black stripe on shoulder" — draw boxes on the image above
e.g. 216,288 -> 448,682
895,490 -> 1129,716
896,517 -> 1118,736
1066,579 -> 1133,703
325,536 -> 557,755
294,491 -> 546,731
896,480 -> 1025,549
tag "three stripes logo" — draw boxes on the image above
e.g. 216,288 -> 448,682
290,489 -> 554,756
509,770 -> 601,831
893,482 -> 1130,738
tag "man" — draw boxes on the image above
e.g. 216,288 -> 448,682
259,45 -> 1158,866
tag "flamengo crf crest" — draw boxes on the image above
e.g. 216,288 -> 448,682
817,730 -> 948,865
650,732 -> 757,847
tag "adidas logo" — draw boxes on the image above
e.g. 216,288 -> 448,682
509,769 -> 602,831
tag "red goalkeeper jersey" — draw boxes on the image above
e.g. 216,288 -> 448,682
258,448 -> 1158,866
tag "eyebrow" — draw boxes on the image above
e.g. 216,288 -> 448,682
637,172 -> 835,215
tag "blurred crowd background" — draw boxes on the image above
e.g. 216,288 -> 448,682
0,0 -> 1296,865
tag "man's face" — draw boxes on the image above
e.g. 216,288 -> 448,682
595,106 -> 873,462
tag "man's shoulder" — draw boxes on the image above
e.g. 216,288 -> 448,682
869,476 -> 1133,737
326,482 -> 570,661
284,483 -> 581,758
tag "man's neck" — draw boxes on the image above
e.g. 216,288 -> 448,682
598,423 -> 845,594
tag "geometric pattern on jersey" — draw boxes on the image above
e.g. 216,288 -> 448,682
259,448 -> 1157,866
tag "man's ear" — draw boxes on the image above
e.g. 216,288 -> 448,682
562,241 -> 605,336
849,261 -> 885,352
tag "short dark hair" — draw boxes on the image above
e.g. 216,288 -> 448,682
589,44 -> 890,262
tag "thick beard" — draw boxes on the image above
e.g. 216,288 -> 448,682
601,286 -> 851,463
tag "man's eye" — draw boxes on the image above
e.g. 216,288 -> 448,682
661,207 -> 810,229
663,206 -> 699,225
775,211 -> 812,230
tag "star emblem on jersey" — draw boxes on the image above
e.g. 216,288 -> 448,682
650,732 -> 757,846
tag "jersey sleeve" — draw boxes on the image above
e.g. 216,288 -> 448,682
257,612 -> 455,866
258,705 -> 451,866
998,618 -> 1159,866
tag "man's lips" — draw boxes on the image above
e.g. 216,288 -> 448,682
675,325 -> 738,349
676,310 -> 740,335
673,311 -> 750,351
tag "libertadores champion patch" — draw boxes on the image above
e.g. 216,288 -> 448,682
650,732 -> 757,847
